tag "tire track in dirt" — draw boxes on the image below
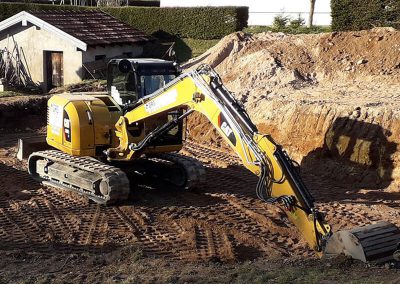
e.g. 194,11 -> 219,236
0,208 -> 31,245
0,135 -> 399,262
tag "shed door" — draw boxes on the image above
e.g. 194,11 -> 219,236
46,51 -> 63,89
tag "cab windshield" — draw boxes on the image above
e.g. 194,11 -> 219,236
107,61 -> 179,105
140,74 -> 176,97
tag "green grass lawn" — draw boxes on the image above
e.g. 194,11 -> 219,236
174,38 -> 220,63
145,37 -> 219,63
244,25 -> 331,35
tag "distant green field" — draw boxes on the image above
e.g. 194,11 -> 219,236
244,25 -> 331,35
175,38 -> 220,62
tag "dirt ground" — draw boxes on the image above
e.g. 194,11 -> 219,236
1,28 -> 400,283
0,129 -> 399,283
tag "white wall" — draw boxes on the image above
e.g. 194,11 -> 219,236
160,0 -> 331,26
0,24 -> 83,89
82,44 -> 143,63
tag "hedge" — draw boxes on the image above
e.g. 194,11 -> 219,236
0,3 -> 83,21
0,3 -> 248,39
331,0 -> 400,31
103,6 -> 248,39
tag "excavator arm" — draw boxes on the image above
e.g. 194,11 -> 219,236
109,64 -> 332,253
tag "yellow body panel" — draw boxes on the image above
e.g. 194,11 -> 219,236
47,94 -> 116,156
47,95 -> 92,156
46,93 -> 182,157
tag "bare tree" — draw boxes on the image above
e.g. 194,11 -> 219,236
308,0 -> 316,28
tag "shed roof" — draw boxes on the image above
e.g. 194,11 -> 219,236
30,10 -> 150,47
0,10 -> 151,51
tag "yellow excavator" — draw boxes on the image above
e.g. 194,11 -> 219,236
18,59 -> 400,264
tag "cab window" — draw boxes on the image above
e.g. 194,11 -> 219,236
140,74 -> 176,97
110,68 -> 138,105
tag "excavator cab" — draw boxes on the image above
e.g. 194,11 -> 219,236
107,59 -> 180,106
105,59 -> 185,155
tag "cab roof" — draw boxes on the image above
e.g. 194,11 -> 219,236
109,58 -> 176,65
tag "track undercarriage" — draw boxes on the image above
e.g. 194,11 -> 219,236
28,150 -> 206,205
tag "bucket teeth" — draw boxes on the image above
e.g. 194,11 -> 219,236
324,221 -> 400,263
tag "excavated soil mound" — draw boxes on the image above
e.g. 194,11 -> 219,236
185,28 -> 400,193
0,95 -> 48,133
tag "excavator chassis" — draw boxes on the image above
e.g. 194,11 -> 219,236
141,153 -> 207,189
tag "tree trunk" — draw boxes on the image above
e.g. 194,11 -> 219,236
308,0 -> 316,28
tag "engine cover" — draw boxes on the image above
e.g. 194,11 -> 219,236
47,94 -> 113,156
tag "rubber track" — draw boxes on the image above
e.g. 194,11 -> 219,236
156,152 -> 207,189
28,150 -> 130,204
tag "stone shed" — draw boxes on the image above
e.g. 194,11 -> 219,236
0,10 -> 150,90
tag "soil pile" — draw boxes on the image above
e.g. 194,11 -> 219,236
48,80 -> 106,94
185,28 -> 400,192
0,95 -> 48,132
186,27 -> 400,83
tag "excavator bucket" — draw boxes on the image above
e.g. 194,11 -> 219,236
16,135 -> 48,160
324,222 -> 400,263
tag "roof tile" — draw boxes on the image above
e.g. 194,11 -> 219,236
30,10 -> 150,47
